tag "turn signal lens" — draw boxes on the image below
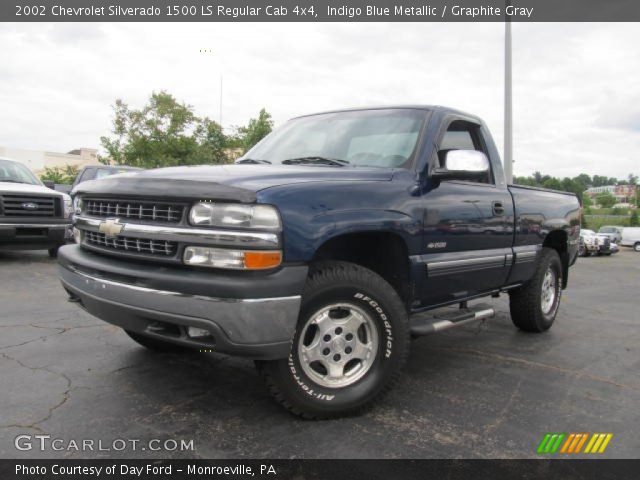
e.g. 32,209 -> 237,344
183,246 -> 282,270
244,251 -> 282,269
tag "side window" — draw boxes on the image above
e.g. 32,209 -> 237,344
438,120 -> 493,184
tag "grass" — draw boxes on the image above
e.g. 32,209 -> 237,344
584,215 -> 631,230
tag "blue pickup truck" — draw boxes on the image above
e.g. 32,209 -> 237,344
58,106 -> 580,418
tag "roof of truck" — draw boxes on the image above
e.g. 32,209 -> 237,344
293,105 -> 481,121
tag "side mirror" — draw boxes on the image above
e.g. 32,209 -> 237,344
431,150 -> 490,181
43,180 -> 56,190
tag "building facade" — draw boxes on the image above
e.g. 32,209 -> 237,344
0,145 -> 100,174
585,184 -> 637,204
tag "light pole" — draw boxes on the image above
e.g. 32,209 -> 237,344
504,5 -> 513,184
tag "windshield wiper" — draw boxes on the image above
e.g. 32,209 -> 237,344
282,156 -> 349,167
236,158 -> 272,164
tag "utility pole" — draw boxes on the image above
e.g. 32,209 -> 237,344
219,75 -> 223,129
504,7 -> 513,184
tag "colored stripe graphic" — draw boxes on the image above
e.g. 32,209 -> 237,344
537,433 -> 565,454
585,433 -> 613,454
540,433 -> 613,454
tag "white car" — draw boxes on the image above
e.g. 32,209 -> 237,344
0,157 -> 73,257
598,225 -> 624,243
579,229 -> 612,256
620,227 -> 640,252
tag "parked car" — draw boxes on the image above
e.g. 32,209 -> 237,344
58,106 -> 580,418
598,226 -> 623,243
71,165 -> 142,191
610,242 -> 620,254
620,227 -> 640,252
0,157 -> 73,257
579,229 -> 611,256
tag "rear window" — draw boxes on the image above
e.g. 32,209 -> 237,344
95,168 -> 131,179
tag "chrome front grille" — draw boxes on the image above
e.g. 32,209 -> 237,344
1,194 -> 59,217
84,231 -> 177,256
83,199 -> 184,223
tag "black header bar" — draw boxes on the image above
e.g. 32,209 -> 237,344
3,0 -> 640,22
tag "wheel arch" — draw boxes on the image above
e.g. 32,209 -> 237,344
543,229 -> 569,288
312,231 -> 413,305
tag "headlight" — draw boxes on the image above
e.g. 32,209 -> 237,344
63,195 -> 73,218
189,202 -> 281,230
72,196 -> 83,215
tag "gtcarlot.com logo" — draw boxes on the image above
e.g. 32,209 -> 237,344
537,432 -> 613,454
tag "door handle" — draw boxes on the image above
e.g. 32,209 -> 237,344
492,201 -> 505,216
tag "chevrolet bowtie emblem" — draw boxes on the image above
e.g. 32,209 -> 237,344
98,218 -> 124,237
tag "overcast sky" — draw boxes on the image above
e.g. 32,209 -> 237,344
0,22 -> 638,178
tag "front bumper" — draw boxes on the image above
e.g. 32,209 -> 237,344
0,222 -> 70,250
58,245 -> 307,359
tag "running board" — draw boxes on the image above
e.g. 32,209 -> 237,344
410,303 -> 495,336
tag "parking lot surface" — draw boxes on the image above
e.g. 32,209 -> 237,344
1,248 -> 638,459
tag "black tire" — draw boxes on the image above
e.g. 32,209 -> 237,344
509,248 -> 563,333
635,242 -> 640,252
125,330 -> 192,353
48,245 -> 62,258
257,261 -> 410,419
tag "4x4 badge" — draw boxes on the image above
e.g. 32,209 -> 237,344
98,218 -> 124,237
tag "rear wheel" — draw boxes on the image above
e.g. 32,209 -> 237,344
48,244 -> 63,258
635,242 -> 640,252
257,261 -> 410,419
125,330 -> 192,353
509,248 -> 563,333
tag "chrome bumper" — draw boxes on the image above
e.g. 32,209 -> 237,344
59,262 -> 301,359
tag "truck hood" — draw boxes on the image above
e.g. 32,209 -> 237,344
73,164 -> 394,202
0,181 -> 65,197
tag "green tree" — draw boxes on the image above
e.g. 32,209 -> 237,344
542,178 -> 563,190
514,175 -> 536,186
581,212 -> 588,229
235,108 -> 273,153
595,191 -> 617,208
574,173 -> 592,189
630,209 -> 639,227
100,91 -> 229,168
40,165 -> 80,184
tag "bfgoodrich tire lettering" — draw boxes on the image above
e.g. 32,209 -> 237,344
257,261 -> 410,419
509,247 -> 563,333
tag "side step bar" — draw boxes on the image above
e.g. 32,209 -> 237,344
410,303 -> 495,336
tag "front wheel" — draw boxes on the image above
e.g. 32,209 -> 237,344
509,248 -> 563,333
257,261 -> 410,419
635,242 -> 640,252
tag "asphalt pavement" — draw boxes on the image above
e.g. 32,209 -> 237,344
1,248 -> 638,459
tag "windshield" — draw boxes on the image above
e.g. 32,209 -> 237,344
582,230 -> 595,236
0,159 -> 42,185
599,227 -> 615,233
95,168 -> 136,179
241,109 -> 426,168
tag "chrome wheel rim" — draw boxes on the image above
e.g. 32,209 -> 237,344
541,267 -> 557,314
297,303 -> 379,389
